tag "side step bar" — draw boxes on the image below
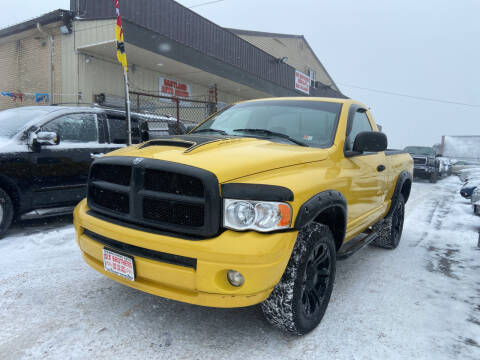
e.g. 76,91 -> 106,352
21,206 -> 75,220
337,229 -> 378,260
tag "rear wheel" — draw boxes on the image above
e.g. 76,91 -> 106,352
261,223 -> 336,335
0,188 -> 14,239
372,194 -> 405,249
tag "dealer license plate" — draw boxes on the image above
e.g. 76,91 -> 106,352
103,248 -> 135,281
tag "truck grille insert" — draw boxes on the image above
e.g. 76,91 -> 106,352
413,157 -> 427,165
89,185 -> 130,214
144,169 -> 204,197
87,157 -> 220,238
90,164 -> 131,186
143,198 -> 205,227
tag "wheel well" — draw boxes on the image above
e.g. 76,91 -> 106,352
0,176 -> 21,216
401,179 -> 412,202
314,206 -> 346,250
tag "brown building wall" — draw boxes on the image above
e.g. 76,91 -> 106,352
0,23 -> 62,111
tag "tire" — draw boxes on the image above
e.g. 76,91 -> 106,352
372,194 -> 405,249
474,205 -> 480,216
429,172 -> 437,183
261,223 -> 336,335
0,188 -> 14,239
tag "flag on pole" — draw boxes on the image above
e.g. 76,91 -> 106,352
114,0 -> 128,70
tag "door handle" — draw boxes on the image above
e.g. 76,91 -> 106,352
377,164 -> 386,172
90,153 -> 105,159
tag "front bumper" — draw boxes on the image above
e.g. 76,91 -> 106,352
413,166 -> 434,177
74,199 -> 297,308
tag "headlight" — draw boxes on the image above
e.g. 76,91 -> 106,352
223,199 -> 292,232
427,158 -> 435,166
472,188 -> 480,202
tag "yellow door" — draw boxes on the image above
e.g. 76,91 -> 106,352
342,107 -> 387,236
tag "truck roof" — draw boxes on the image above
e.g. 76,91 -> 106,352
234,97 -> 367,108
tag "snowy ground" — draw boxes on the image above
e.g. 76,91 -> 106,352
1,176 -> 479,360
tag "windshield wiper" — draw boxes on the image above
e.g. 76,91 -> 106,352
233,128 -> 308,147
192,128 -> 228,135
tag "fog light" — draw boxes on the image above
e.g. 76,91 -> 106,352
227,270 -> 244,287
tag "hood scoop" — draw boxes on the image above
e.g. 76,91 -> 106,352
139,135 -> 234,153
139,139 -> 194,150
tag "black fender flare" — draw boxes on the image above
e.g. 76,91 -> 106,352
294,190 -> 347,248
387,170 -> 412,217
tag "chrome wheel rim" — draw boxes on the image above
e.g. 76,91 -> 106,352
0,203 -> 3,225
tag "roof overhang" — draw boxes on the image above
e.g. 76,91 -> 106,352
77,35 -> 272,100
0,9 -> 74,38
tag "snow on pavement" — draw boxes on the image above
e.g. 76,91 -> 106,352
1,176 -> 479,359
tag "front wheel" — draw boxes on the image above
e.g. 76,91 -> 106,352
429,172 -> 438,183
261,223 -> 336,335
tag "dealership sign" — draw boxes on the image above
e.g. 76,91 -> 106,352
295,70 -> 310,95
159,77 -> 191,99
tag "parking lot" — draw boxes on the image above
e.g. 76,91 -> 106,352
1,176 -> 479,360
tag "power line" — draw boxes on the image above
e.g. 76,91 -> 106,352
338,83 -> 480,108
188,0 -> 227,9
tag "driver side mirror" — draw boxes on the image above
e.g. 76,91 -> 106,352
28,131 -> 60,152
353,131 -> 388,153
36,131 -> 60,145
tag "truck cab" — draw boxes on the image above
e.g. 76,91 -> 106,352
0,106 -> 185,237
404,146 -> 439,182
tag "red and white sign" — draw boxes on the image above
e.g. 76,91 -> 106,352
295,70 -> 310,95
103,248 -> 135,281
159,77 -> 191,99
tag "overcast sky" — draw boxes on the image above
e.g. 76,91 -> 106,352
1,0 -> 479,148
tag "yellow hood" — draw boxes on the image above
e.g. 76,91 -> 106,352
106,136 -> 332,183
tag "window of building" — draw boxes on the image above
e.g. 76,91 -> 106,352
308,69 -> 316,88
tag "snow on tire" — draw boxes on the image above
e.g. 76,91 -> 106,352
372,194 -> 405,249
261,222 -> 336,335
0,187 -> 14,239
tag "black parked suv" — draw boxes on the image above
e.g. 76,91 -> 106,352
404,146 -> 439,183
0,106 -> 185,238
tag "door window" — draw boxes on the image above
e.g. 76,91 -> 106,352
42,113 -> 98,143
345,111 -> 373,151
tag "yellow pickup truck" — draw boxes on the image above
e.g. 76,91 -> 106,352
74,97 -> 413,335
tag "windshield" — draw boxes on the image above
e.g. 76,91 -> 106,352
404,146 -> 436,156
192,100 -> 342,148
0,108 -> 49,138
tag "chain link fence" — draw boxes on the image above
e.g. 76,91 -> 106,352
129,91 -> 217,129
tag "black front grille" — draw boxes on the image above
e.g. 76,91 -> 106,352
86,157 -> 220,238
